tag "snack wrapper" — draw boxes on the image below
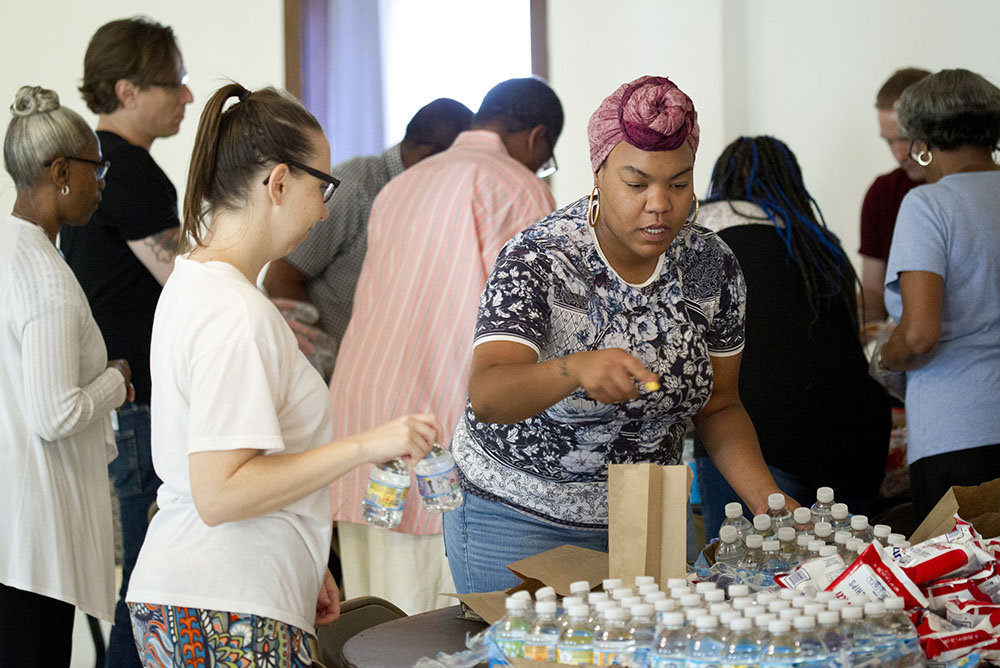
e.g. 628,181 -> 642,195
923,577 -> 994,614
826,541 -> 929,608
890,541 -> 994,585
944,600 -> 1000,629
774,554 -> 846,596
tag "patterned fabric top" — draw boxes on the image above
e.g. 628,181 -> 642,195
451,197 -> 746,528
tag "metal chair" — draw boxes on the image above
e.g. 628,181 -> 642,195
315,596 -> 407,668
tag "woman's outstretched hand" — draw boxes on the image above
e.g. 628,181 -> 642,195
567,349 -> 659,404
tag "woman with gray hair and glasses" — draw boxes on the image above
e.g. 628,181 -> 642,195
0,86 -> 132,666
876,69 -> 1000,523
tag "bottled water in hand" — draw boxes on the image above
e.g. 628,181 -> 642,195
414,442 -> 463,512
361,458 -> 410,529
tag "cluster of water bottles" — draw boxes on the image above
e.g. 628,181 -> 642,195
361,444 -> 463,529
488,576 -> 924,667
714,487 -> 908,575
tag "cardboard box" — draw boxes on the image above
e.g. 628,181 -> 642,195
909,477 -> 1000,544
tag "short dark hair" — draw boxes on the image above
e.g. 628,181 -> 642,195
402,98 -> 473,150
474,77 -> 564,148
896,68 -> 1000,151
875,68 -> 931,110
80,17 -> 183,114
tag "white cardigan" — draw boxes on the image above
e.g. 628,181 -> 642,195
0,215 -> 125,620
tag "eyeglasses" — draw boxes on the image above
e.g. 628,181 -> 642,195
43,156 -> 110,180
263,160 -> 341,203
536,153 -> 558,179
150,73 -> 190,90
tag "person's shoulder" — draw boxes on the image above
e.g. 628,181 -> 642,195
165,260 -> 283,338
5,221 -> 85,312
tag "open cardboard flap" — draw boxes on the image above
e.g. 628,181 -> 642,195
910,477 -> 1000,544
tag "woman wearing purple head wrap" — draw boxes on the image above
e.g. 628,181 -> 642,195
443,76 -> 794,594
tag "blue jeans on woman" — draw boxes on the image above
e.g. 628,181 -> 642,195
107,403 -> 161,668
443,491 -> 699,594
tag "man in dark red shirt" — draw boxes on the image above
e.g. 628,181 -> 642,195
859,68 -> 930,325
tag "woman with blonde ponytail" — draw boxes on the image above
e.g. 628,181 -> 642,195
126,83 -> 442,667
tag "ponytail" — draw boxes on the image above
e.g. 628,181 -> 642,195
182,82 -> 323,250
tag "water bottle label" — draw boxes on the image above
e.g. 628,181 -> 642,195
649,656 -> 684,668
524,643 -> 555,662
721,663 -> 759,668
363,478 -> 409,511
416,465 -> 459,499
633,647 -> 652,668
594,649 -> 626,666
495,639 -> 524,658
686,659 -> 722,668
557,648 -> 593,665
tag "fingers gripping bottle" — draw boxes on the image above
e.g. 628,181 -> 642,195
362,458 -> 410,528
414,442 -> 463,512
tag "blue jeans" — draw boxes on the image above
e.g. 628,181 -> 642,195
107,403 -> 161,668
442,492 -> 700,594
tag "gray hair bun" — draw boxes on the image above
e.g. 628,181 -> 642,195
11,86 -> 61,117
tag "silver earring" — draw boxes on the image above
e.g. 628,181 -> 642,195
60,184 -> 70,196
915,149 -> 933,167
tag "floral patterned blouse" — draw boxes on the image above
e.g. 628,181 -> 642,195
450,196 -> 746,528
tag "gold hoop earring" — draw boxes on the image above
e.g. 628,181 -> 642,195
916,149 -> 933,167
587,186 -> 600,227
683,194 -> 699,227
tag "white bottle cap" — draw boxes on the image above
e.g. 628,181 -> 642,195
768,493 -> 786,510
631,603 -> 654,617
710,602 -> 731,616
834,531 -> 852,545
654,599 -> 677,613
669,587 -> 689,599
719,610 -> 741,627
768,600 -> 790,613
561,596 -> 584,610
645,591 -> 668,603
637,583 -> 660,596
755,593 -> 776,606
666,577 -> 688,590
535,600 -> 557,614
745,534 -> 764,549
569,580 -> 591,595
768,620 -> 791,634
732,598 -> 752,611
743,605 -> 766,619
588,591 -> 610,605
819,545 -> 838,557
793,615 -> 816,630
815,592 -> 835,603
511,590 -> 532,601
731,617 -> 753,633
873,524 -> 892,538
661,611 -> 685,627
602,578 -> 623,591
816,486 -> 834,503
612,587 -> 633,601
620,596 -> 642,610
779,608 -> 798,622
808,539 -> 825,552
634,575 -> 656,587
695,582 -> 718,594
753,514 -> 772,531
831,503 -> 849,519
725,502 -> 744,518
779,589 -> 798,601
803,603 -> 824,617
695,615 -> 718,630
680,594 -> 703,608
851,515 -> 869,530
762,539 -> 780,552
827,599 -> 848,612
755,613 -> 776,629
841,606 -> 863,620
604,607 -> 627,621
888,533 -> 906,546
704,590 -> 726,604
790,597 -> 809,610
686,608 -> 708,623
728,584 -> 750,598
567,604 -> 590,618
778,526 -> 796,542
535,586 -> 556,601
884,597 -> 905,611
814,521 -> 833,538
506,596 -> 530,610
817,610 -> 840,625
595,600 -> 617,613
898,540 -> 912,548
719,525 -> 739,543
797,535 -> 811,548
845,538 -> 862,552
864,601 -> 886,617
793,507 -> 812,523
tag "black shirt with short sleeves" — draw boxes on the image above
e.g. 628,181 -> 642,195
60,130 -> 180,405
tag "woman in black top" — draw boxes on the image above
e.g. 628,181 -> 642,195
695,136 -> 891,539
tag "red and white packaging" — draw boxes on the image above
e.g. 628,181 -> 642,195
981,538 -> 1000,560
825,541 -> 929,609
890,540 -> 994,584
915,609 -> 961,635
921,516 -> 983,546
774,553 -> 846,596
920,627 -> 1000,662
945,600 -> 1000,629
923,576 -> 994,614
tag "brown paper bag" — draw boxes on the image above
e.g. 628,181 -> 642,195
910,477 -> 1000,544
608,463 -> 692,585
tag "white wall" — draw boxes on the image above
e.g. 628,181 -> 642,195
546,0 -> 1000,268
0,1 -> 284,216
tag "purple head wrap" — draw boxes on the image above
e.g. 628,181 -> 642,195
587,75 -> 699,173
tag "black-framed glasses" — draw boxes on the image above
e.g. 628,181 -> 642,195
263,160 -> 340,203
536,153 -> 558,179
43,156 -> 110,180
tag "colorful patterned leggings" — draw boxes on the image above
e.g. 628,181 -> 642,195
128,603 -> 313,667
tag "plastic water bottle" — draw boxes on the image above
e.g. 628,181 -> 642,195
493,596 -> 532,658
739,534 -> 765,570
753,513 -> 775,540
810,487 -> 835,525
603,578 -> 623,592
414,443 -> 463,512
792,507 -> 814,536
840,605 -> 874,665
654,598 -> 678,628
752,613 -> 777,649
761,619 -> 799,666
884,597 -> 923,668
722,502 -> 753,542
721,617 -> 758,668
872,524 -> 892,547
557,596 -> 585,631
524,600 -> 560,661
777,527 -> 799,566
829,504 -> 851,533
651,611 -> 687,668
630,604 -> 657,668
687,616 -> 725,667
759,540 -> 788,574
570,580 -> 592,598
816,610 -> 849,668
593,607 -> 634,666
729,585 -> 751,599
557,604 -> 595,665
361,459 -> 410,528
716,525 -> 747,568
766,493 -> 793,529
833,531 -> 852,559
864,601 -> 898,664
535,586 -> 557,603
590,600 -> 619,634
793,615 -> 829,667
850,515 -> 875,543
589,591 -> 611,607
635,575 -> 657,591
812,521 -> 833,544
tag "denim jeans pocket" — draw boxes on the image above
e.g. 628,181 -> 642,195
109,428 -> 142,497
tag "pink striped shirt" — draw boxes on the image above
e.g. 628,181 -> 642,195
329,130 -> 556,535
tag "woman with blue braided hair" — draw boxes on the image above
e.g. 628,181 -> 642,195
694,135 -> 891,539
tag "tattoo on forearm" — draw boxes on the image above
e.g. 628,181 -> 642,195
145,227 -> 181,262
559,358 -> 569,377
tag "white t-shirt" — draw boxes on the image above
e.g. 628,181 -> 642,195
0,215 -> 123,621
127,257 -> 334,633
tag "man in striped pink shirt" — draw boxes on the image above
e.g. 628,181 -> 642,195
329,78 -> 563,613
